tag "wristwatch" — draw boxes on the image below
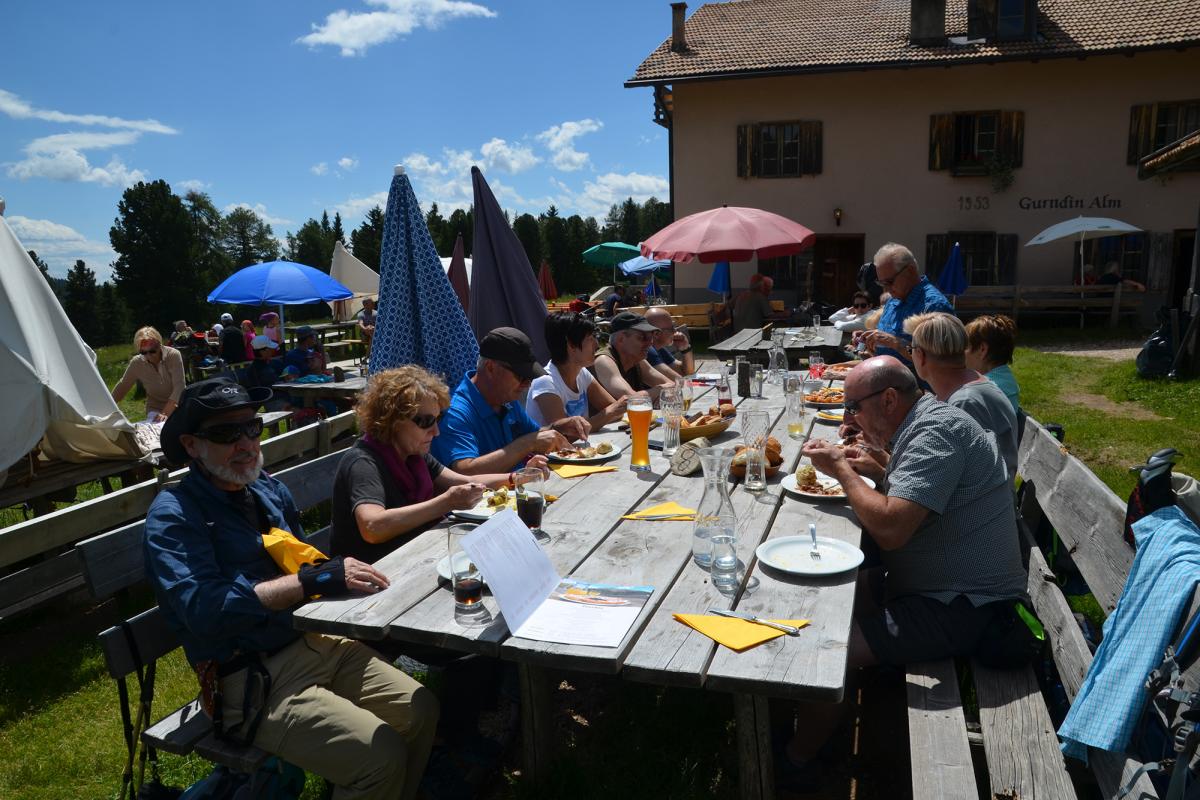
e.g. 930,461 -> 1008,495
678,346 -> 693,354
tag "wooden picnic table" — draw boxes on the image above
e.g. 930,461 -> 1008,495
284,321 -> 358,350
292,361 -> 859,797
272,375 -> 367,408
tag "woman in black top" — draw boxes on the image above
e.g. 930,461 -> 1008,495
330,365 -> 511,564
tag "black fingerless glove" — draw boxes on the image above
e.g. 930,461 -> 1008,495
298,557 -> 348,599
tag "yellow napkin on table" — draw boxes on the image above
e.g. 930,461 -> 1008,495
621,501 -> 696,521
550,463 -> 618,479
674,614 -> 811,652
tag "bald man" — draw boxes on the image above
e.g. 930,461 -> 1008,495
776,356 -> 1025,792
643,306 -> 695,380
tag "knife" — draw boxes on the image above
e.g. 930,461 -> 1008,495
708,608 -> 801,635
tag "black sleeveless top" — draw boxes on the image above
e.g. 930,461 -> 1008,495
597,349 -> 647,391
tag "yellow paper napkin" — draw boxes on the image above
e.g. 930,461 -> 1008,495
550,463 -> 619,479
621,501 -> 697,521
673,613 -> 811,652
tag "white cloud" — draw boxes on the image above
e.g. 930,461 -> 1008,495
311,162 -> 329,176
479,138 -> 539,174
6,131 -> 147,186
222,202 -> 293,228
298,0 -> 497,57
176,179 -> 209,193
562,171 -> 670,218
0,89 -> 177,134
338,156 -> 359,171
7,214 -> 117,280
536,119 -> 603,171
336,190 -> 390,220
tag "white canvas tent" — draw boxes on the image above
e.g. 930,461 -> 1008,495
0,215 -> 141,476
438,256 -> 472,282
328,241 -> 379,321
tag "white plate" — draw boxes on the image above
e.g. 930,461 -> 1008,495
805,400 -> 845,409
693,373 -> 722,383
451,491 -> 511,521
548,447 -> 621,465
436,552 -> 487,585
815,410 -> 844,424
780,470 -> 875,501
756,535 -> 864,576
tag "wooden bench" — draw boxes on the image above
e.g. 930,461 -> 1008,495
76,449 -> 343,783
908,415 -> 1178,799
954,284 -> 1143,327
621,302 -> 716,331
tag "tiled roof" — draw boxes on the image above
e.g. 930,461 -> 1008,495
627,0 -> 1200,84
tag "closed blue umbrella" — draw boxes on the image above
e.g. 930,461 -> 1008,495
645,274 -> 659,297
370,166 -> 478,386
469,166 -> 550,363
207,260 -> 352,333
937,242 -> 968,298
707,260 -> 731,295
618,255 -> 671,277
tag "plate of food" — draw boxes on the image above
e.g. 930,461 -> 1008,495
547,441 -> 620,464
804,387 -> 845,408
824,361 -> 861,380
781,465 -> 875,501
755,535 -> 864,576
815,409 -> 844,424
451,487 -> 515,521
436,552 -> 487,585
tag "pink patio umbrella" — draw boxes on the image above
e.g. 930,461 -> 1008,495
537,260 -> 559,302
642,205 -> 816,263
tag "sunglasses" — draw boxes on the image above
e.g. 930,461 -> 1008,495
139,346 -> 161,356
192,417 -> 264,444
410,414 -> 439,430
843,387 -> 892,417
875,263 -> 913,288
852,303 -> 870,310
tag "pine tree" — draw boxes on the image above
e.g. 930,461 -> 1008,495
350,206 -> 385,270
332,213 -> 345,245
512,214 -> 541,270
96,282 -> 130,346
63,260 -> 100,344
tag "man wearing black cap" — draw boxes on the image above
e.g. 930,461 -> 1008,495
593,311 -> 674,400
431,327 -> 589,475
283,325 -> 324,377
145,378 -> 438,799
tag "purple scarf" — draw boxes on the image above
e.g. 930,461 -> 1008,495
361,435 -> 435,503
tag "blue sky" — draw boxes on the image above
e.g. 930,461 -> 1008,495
1,0 -> 674,280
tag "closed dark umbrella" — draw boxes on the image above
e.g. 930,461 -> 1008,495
537,261 -> 559,302
447,233 -> 470,312
469,166 -> 549,362
371,166 -> 478,386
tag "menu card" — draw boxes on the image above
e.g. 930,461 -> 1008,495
461,510 -> 652,648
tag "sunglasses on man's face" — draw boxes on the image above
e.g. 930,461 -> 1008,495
875,263 -> 913,288
843,387 -> 892,417
192,417 -> 264,445
410,414 -> 439,430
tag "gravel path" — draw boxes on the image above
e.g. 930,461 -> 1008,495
1032,340 -> 1141,361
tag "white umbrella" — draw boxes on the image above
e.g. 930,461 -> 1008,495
1025,216 -> 1142,284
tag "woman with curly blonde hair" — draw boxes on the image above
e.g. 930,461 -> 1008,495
330,365 -> 512,563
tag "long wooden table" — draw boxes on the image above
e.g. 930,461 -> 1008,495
292,361 -> 860,798
272,375 -> 366,407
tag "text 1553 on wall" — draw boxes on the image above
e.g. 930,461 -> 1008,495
957,196 -> 990,211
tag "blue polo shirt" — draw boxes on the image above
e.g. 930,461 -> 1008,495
875,277 -> 954,362
645,346 -> 676,368
431,371 -> 539,470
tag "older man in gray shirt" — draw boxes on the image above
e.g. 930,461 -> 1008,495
779,356 -> 1025,789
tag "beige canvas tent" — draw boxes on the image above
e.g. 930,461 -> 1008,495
328,241 -> 379,321
0,214 -> 142,477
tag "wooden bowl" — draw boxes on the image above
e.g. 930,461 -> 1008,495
680,417 -> 732,441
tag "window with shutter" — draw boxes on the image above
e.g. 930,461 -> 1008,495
997,234 -> 1018,284
736,120 -> 822,179
925,234 -> 950,283
1128,100 -> 1200,165
736,124 -> 751,178
948,231 -> 999,286
930,111 -> 1022,175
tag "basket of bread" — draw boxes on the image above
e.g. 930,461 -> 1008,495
677,402 -> 736,441
729,436 -> 785,478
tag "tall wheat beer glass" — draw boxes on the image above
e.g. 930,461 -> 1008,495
628,395 -> 653,471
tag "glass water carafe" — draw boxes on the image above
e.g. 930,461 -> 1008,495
767,331 -> 789,384
692,447 -> 738,568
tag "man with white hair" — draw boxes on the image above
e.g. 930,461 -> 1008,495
644,305 -> 696,380
145,377 -> 438,799
593,312 -> 674,400
857,242 -> 954,366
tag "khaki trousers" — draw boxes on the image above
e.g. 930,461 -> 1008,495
220,633 -> 438,800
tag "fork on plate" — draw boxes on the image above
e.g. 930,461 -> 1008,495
809,522 -> 821,560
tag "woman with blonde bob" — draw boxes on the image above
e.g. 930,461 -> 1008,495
111,326 -> 186,423
330,366 -> 513,563
964,314 -> 1020,413
904,312 -> 1018,481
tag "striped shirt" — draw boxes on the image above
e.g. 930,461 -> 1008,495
882,394 -> 1025,606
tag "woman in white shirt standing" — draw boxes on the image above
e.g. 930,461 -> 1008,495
828,291 -> 875,332
527,312 -> 628,430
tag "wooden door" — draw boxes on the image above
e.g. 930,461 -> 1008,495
811,235 -> 865,306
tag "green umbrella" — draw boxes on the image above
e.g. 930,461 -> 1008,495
583,242 -> 641,284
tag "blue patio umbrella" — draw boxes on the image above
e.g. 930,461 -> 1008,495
370,166 -> 478,386
937,242 -> 968,298
207,260 -> 352,332
618,255 -> 671,277
707,260 -> 731,295
645,274 -> 659,297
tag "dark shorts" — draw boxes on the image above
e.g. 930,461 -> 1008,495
859,593 -> 1008,667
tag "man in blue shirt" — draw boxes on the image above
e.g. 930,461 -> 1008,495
283,325 -> 323,376
432,327 -> 588,475
644,305 -> 695,381
145,377 -> 437,799
858,243 -> 955,369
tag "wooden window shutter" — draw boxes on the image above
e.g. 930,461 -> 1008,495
998,111 -> 1024,166
1127,104 -> 1154,164
997,234 -> 1018,285
801,121 -> 823,175
736,124 -> 750,177
929,114 -> 955,170
925,234 -> 950,281
968,0 -> 997,39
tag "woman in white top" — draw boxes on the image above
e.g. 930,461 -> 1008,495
828,291 -> 874,332
527,312 -> 627,429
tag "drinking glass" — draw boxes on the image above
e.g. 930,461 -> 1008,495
660,387 -> 684,458
741,410 -> 770,492
676,376 -> 694,414
514,467 -> 548,541
808,351 -> 826,379
447,523 -> 489,626
750,365 -> 764,398
709,534 -> 740,594
784,374 -> 807,440
627,395 -> 653,471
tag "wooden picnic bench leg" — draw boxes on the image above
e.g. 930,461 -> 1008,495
519,663 -> 555,782
733,692 -> 774,800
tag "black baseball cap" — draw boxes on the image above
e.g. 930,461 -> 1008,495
160,377 -> 271,464
479,327 -> 546,381
294,325 -> 316,341
609,311 -> 657,335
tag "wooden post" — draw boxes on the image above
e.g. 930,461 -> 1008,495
1108,283 -> 1123,328
1011,284 -> 1021,322
519,663 -> 554,783
733,692 -> 775,800
316,418 -> 332,456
